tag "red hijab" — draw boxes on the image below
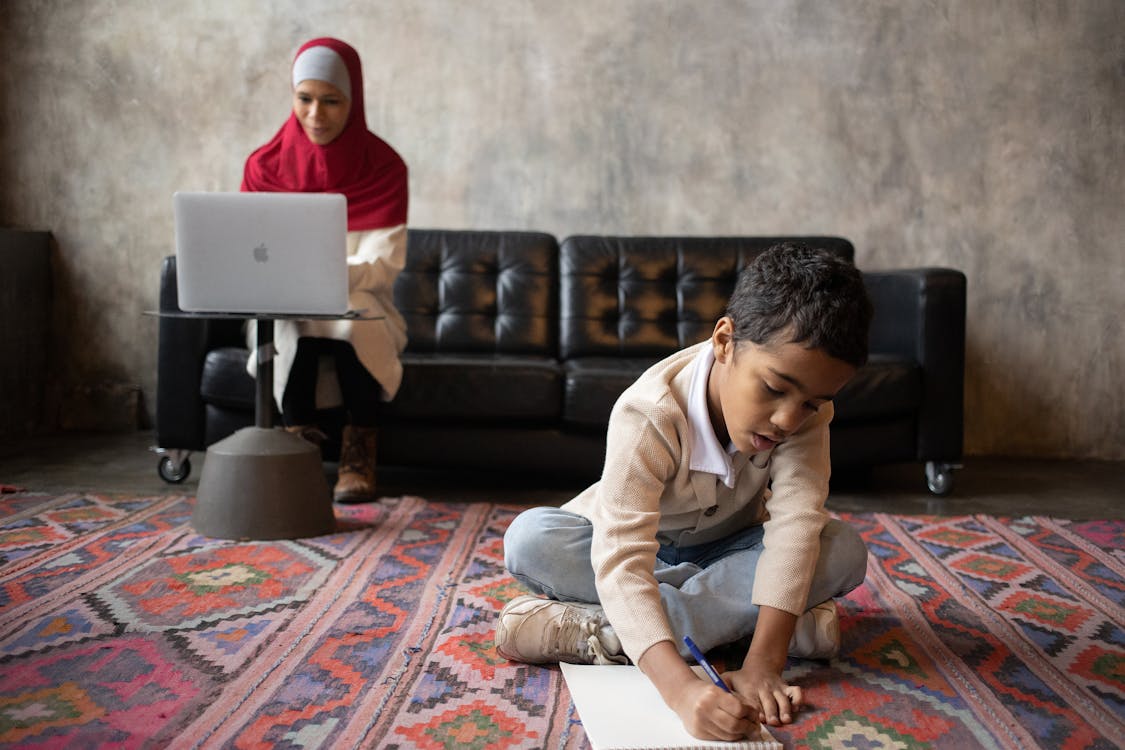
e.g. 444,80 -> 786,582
241,38 -> 408,230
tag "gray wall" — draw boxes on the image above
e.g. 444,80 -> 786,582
2,1 -> 1122,459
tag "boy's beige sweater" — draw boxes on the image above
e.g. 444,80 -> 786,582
560,342 -> 833,664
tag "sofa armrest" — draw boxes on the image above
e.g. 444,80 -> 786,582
155,255 -> 238,451
863,267 -> 966,462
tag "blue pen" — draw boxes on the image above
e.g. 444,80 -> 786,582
683,635 -> 731,693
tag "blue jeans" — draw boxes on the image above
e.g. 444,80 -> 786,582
503,506 -> 867,657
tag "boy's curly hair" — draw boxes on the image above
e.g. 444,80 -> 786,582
725,242 -> 873,368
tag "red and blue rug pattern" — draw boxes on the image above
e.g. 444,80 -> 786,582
0,492 -> 1121,748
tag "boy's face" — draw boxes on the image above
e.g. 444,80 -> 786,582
707,317 -> 856,455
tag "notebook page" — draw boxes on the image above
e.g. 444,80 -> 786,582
560,663 -> 782,750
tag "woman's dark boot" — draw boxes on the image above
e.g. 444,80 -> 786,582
334,425 -> 377,503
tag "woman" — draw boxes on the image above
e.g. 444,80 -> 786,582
242,37 -> 408,503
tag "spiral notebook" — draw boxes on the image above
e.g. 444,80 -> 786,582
560,663 -> 782,750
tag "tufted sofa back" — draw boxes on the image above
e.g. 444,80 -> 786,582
396,230 -> 559,355
558,235 -> 855,360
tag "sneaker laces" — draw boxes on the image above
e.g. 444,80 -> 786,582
550,608 -> 626,665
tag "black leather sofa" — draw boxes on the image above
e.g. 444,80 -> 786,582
155,231 -> 965,494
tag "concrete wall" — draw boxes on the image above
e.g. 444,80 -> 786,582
1,1 -> 1122,459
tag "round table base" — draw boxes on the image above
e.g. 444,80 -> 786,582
192,427 -> 335,540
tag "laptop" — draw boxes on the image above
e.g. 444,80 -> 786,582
173,191 -> 349,315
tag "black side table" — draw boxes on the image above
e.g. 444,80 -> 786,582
149,310 -> 377,540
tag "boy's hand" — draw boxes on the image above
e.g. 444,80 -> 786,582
727,604 -> 805,725
639,640 -> 760,742
667,675 -> 760,741
727,658 -> 803,726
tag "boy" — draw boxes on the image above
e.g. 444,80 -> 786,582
495,243 -> 873,742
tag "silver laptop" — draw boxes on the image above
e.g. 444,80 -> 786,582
173,191 -> 349,315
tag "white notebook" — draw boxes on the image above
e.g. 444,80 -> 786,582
561,663 -> 782,750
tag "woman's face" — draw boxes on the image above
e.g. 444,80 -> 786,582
292,79 -> 351,145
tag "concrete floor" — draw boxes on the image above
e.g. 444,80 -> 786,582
1,431 -> 1123,519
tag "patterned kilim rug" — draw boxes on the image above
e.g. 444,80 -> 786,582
0,491 -> 1122,749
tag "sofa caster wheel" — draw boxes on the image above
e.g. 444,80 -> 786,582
925,461 -> 958,496
158,455 -> 192,484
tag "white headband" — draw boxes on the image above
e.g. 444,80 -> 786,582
292,46 -> 351,97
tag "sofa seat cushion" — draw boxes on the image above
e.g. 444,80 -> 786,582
832,354 -> 922,422
200,347 -> 255,410
563,357 -> 657,428
386,354 -> 563,421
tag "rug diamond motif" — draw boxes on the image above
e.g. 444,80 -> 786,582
467,578 -> 526,610
803,709 -> 930,750
849,629 -> 959,699
0,683 -> 104,744
0,522 -> 69,551
950,552 -> 1033,582
93,541 -> 334,630
394,699 -> 535,750
917,525 -> 992,549
283,716 -> 340,747
408,663 -> 474,713
998,589 -> 1093,631
1070,644 -> 1125,698
44,500 -> 122,529
168,610 -> 295,675
436,632 -> 507,680
2,601 -> 116,656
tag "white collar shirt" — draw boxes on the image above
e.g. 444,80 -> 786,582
685,343 -> 740,489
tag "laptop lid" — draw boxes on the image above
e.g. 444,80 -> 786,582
173,191 -> 349,315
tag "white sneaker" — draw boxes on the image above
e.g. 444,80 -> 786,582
495,595 -> 627,665
788,600 -> 840,659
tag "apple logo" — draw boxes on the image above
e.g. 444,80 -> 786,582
253,243 -> 269,262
